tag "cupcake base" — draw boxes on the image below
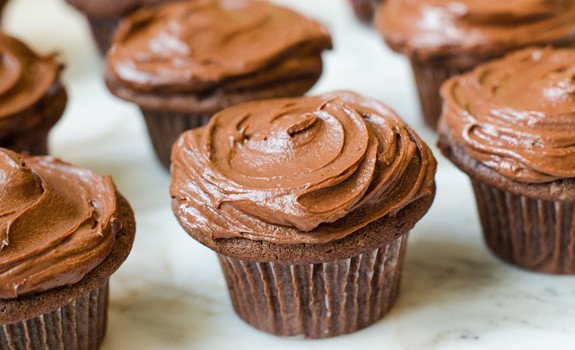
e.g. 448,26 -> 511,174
218,235 -> 407,338
472,179 -> 575,274
0,281 -> 109,350
87,16 -> 119,54
141,109 -> 211,170
3,131 -> 50,156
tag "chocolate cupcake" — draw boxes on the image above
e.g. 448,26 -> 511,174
350,0 -> 382,24
438,47 -> 575,274
376,0 -> 575,129
171,91 -> 437,338
0,149 -> 136,348
0,32 -> 66,155
64,0 -> 177,54
105,0 -> 332,170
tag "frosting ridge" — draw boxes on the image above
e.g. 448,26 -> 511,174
170,91 -> 436,244
441,47 -> 575,183
0,149 -> 122,299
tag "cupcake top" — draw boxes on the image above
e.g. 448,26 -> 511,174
440,47 -> 575,184
0,149 -> 122,299
105,0 -> 332,110
171,91 -> 436,244
376,0 -> 575,59
0,32 -> 62,134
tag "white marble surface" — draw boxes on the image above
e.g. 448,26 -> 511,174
5,0 -> 575,348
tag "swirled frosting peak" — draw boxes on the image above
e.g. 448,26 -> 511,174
0,32 -> 61,123
0,149 -> 122,299
171,92 -> 437,244
376,0 -> 575,58
107,0 -> 332,94
441,47 -> 575,183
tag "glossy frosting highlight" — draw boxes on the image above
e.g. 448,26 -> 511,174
376,0 -> 575,58
171,91 -> 436,244
0,149 -> 122,299
441,47 -> 575,183
107,0 -> 332,94
0,32 -> 61,124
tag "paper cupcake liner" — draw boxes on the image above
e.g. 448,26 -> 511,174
472,179 -> 575,274
87,17 -> 119,55
2,131 -> 49,156
410,59 -> 483,130
141,109 -> 211,170
218,234 -> 407,338
350,0 -> 380,23
0,280 -> 109,350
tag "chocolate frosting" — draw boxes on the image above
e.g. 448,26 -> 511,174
441,47 -> 575,184
376,0 -> 575,59
0,32 -> 62,134
106,0 -> 332,96
66,0 -> 175,18
171,91 -> 436,244
0,149 -> 122,299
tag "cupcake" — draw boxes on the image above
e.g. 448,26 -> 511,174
350,0 -> 382,24
438,47 -> 575,274
0,149 -> 136,348
105,0 -> 332,169
376,0 -> 575,129
64,0 -> 177,54
0,31 -> 67,155
171,91 -> 437,338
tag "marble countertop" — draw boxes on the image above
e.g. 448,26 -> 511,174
5,0 -> 575,348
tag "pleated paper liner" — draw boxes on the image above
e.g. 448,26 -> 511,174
472,179 -> 575,274
218,234 -> 407,338
0,281 -> 109,350
87,17 -> 119,55
141,109 -> 211,169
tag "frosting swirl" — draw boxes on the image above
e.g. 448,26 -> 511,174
106,0 -> 332,95
0,32 -> 62,136
170,91 -> 436,244
376,0 -> 575,58
0,149 -> 122,299
441,47 -> 575,183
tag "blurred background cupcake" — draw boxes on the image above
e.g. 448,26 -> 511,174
105,0 -> 332,169
0,31 -> 66,155
171,91 -> 437,338
376,0 -> 575,130
349,0 -> 382,23
0,148 -> 136,349
64,0 -> 179,54
438,47 -> 575,274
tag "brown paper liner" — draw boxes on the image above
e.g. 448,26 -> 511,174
3,131 -> 49,156
141,109 -> 211,170
350,0 -> 381,23
410,58 -> 485,130
87,17 -> 119,55
0,280 -> 109,350
472,179 -> 575,274
218,234 -> 407,338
